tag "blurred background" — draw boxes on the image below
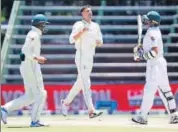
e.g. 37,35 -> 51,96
1,0 -> 178,115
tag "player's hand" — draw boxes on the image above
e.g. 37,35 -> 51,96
82,27 -> 89,33
133,50 -> 143,62
96,40 -> 102,47
134,52 -> 140,62
73,27 -> 89,41
135,58 -> 141,62
133,44 -> 142,53
35,56 -> 47,64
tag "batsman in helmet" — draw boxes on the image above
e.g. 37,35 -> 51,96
132,11 -> 178,124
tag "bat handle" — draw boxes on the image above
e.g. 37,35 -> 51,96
133,45 -> 139,52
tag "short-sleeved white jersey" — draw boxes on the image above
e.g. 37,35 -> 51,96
143,27 -> 164,65
69,20 -> 103,56
21,26 -> 42,60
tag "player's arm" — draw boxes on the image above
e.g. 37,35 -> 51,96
69,22 -> 88,44
21,35 -> 37,60
96,24 -> 103,47
135,35 -> 158,61
142,34 -> 158,60
142,46 -> 158,60
22,35 -> 47,63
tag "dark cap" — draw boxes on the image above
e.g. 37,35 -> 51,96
80,5 -> 91,13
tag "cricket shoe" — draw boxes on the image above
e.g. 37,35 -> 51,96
1,108 -> 8,124
89,110 -> 103,119
169,111 -> 178,124
61,100 -> 69,116
30,120 -> 49,127
132,115 -> 148,125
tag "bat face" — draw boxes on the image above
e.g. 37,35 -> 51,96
133,14 -> 143,54
137,15 -> 143,46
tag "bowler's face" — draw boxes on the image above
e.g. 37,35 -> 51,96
82,8 -> 93,20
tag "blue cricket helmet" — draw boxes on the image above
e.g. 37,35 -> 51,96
31,14 -> 49,26
143,11 -> 161,25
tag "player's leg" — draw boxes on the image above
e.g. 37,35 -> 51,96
132,65 -> 158,124
1,87 -> 34,124
157,60 -> 178,123
1,92 -> 34,124
61,75 -> 83,116
158,89 -> 170,115
1,63 -> 35,124
62,76 -> 83,105
2,64 -> 35,112
132,82 -> 158,124
61,57 -> 83,116
80,61 -> 103,118
158,88 -> 178,124
30,63 -> 47,127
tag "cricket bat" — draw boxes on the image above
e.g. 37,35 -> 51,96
133,14 -> 143,60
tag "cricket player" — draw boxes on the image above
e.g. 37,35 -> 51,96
132,11 -> 178,124
1,14 -> 49,127
61,5 -> 103,118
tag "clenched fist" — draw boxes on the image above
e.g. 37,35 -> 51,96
34,56 -> 47,64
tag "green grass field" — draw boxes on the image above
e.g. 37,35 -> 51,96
1,115 -> 178,132
2,126 -> 178,132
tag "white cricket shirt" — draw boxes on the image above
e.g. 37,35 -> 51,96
143,27 -> 164,65
69,20 -> 103,57
21,26 -> 42,61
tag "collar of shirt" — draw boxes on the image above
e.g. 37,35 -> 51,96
82,19 -> 92,25
148,26 -> 159,31
31,26 -> 42,36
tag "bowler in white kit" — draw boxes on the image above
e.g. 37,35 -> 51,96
1,14 -> 49,127
61,5 -> 103,118
132,11 -> 178,124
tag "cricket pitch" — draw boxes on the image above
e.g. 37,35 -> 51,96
1,115 -> 178,132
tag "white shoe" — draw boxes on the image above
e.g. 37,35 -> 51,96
89,110 -> 103,119
132,115 -> 147,125
169,111 -> 178,124
1,108 -> 8,124
61,100 -> 69,116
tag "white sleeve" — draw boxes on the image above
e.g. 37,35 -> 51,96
96,24 -> 103,44
149,31 -> 158,48
69,22 -> 82,44
22,34 -> 37,60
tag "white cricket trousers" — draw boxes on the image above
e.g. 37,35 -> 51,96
140,57 -> 177,118
65,51 -> 95,112
3,60 -> 47,122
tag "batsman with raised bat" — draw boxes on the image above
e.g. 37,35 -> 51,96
132,11 -> 178,124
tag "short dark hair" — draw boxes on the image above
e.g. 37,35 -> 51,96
80,5 -> 91,13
